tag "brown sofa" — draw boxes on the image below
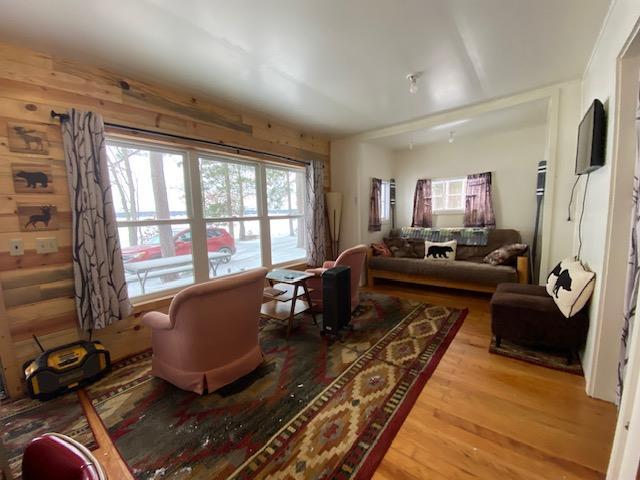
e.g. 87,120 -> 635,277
368,228 -> 528,293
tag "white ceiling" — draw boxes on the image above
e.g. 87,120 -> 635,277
371,99 -> 549,150
0,0 -> 609,136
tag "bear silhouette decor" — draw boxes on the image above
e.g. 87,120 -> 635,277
552,269 -> 573,298
426,245 -> 454,259
15,170 -> 49,189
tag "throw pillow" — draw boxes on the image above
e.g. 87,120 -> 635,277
546,258 -> 595,318
424,240 -> 457,262
483,243 -> 529,266
371,242 -> 392,257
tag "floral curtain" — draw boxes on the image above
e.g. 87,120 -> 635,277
61,109 -> 132,331
411,179 -> 432,227
618,76 -> 640,404
305,159 -> 326,266
464,172 -> 496,228
368,178 -> 382,232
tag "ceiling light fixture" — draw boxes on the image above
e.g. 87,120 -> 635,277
448,131 -> 455,144
406,72 -> 422,94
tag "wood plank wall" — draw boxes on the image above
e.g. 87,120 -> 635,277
0,42 -> 331,398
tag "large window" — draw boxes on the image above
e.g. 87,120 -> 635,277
432,177 -> 466,213
107,140 -> 307,300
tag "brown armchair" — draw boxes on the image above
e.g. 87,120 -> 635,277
305,245 -> 368,312
142,268 -> 268,394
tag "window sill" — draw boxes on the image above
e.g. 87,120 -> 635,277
433,210 -> 464,216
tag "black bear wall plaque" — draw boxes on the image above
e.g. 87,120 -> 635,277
7,122 -> 49,155
12,163 -> 54,193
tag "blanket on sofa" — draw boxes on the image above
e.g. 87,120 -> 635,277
400,227 -> 489,246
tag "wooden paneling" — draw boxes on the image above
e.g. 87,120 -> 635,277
0,41 -> 331,399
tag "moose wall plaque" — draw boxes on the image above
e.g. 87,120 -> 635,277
12,163 -> 54,193
7,122 -> 49,155
18,204 -> 58,231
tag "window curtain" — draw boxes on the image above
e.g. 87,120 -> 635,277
411,179 -> 432,227
464,172 -> 496,228
61,109 -> 132,331
305,159 -> 326,266
369,178 -> 382,232
618,77 -> 640,404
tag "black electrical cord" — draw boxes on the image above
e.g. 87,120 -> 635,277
577,173 -> 591,260
567,175 -> 581,221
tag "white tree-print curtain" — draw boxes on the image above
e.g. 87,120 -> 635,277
619,76 -> 640,404
61,110 -> 132,331
305,159 -> 326,266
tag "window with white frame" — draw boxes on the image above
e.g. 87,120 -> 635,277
107,139 -> 307,300
432,177 -> 466,213
380,180 -> 391,223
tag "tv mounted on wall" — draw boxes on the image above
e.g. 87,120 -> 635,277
575,99 -> 606,175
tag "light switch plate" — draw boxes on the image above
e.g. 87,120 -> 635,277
9,239 -> 24,256
35,237 -> 58,254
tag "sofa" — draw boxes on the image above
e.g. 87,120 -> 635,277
368,228 -> 528,293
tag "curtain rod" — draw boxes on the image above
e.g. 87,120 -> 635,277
50,110 -> 310,166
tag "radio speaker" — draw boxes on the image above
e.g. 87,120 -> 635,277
322,266 -> 351,335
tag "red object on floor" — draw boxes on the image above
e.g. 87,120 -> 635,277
22,433 -> 105,480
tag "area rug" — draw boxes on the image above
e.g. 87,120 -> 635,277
489,337 -> 583,375
0,392 -> 97,480
86,292 -> 466,479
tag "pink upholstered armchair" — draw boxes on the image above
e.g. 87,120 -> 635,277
305,245 -> 368,312
142,267 -> 268,395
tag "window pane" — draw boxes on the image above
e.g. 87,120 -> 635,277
119,223 -> 193,298
107,144 -> 187,221
381,182 -> 390,220
206,220 -> 261,277
448,180 -> 464,195
266,167 -> 304,216
200,157 -> 258,218
270,218 -> 305,264
447,194 -> 464,210
432,196 -> 445,211
432,182 -> 445,197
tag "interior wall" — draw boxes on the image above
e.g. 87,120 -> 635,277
0,41 -> 330,398
575,1 -> 640,403
330,140 -> 394,251
394,125 -> 546,247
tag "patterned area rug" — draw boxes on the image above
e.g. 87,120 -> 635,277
86,293 -> 466,479
0,392 -> 97,479
489,337 -> 584,375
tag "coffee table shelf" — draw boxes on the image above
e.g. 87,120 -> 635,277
261,299 -> 311,321
260,269 -> 317,336
263,283 -> 314,302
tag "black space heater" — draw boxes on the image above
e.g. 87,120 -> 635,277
322,265 -> 351,335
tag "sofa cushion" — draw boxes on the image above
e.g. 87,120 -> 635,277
424,240 -> 457,262
371,242 -> 392,257
390,229 -> 522,260
369,257 -> 518,285
483,243 -> 529,266
546,258 -> 595,318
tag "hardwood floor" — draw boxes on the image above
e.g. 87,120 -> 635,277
369,282 -> 617,480
79,283 -> 617,479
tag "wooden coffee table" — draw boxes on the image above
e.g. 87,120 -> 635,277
261,269 -> 317,336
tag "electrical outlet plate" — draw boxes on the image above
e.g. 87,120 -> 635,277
9,239 -> 24,256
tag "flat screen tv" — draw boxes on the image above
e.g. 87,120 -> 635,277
575,99 -> 606,175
